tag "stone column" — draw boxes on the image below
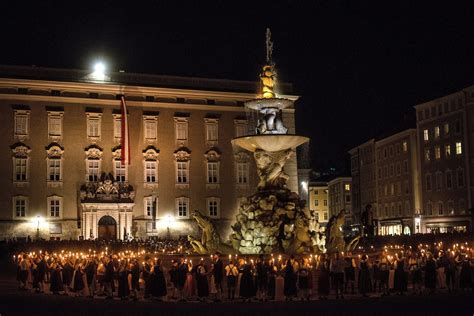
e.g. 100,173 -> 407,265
125,211 -> 133,239
92,212 -> 98,239
119,211 -> 125,240
84,212 -> 91,240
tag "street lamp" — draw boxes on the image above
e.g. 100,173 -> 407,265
166,215 -> 174,239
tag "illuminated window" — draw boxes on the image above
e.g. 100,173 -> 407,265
323,212 -> 328,221
434,126 -> 440,139
402,141 -> 408,152
434,146 -> 441,159
424,149 -> 431,162
144,196 -> 157,218
456,142 -> 462,155
13,196 -> 28,218
176,197 -> 189,218
445,144 -> 451,157
344,184 -> 350,191
444,123 -> 449,136
423,129 -> 429,141
207,197 -> 220,218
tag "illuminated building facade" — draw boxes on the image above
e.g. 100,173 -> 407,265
327,177 -> 353,225
308,181 -> 329,229
0,65 -> 300,240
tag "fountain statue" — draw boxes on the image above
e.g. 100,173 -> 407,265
229,29 -> 324,254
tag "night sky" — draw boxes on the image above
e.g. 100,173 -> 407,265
1,1 -> 473,174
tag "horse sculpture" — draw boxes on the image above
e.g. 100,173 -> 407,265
188,211 -> 234,255
325,210 -> 361,253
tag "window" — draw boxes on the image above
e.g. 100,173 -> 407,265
444,123 -> 449,136
207,197 -> 220,218
455,120 -> 461,134
423,129 -> 429,141
86,159 -> 100,182
14,158 -> 27,182
426,202 -> 432,216
144,197 -> 157,218
315,200 -> 319,206
378,168 -> 382,179
396,182 -> 401,195
426,174 -> 432,191
204,118 -> 218,146
13,196 -> 28,218
323,212 -> 328,221
434,146 -> 441,159
403,160 -> 408,174
114,160 -> 127,182
236,162 -> 249,185
404,201 -> 410,216
113,115 -> 122,140
344,184 -> 350,191
47,111 -> 63,139
47,159 -> 61,181
424,149 -> 431,162
176,197 -> 189,218
324,200 -> 328,206
396,163 -> 401,175
435,172 -> 442,190
143,116 -> 158,142
86,113 -> 102,140
48,196 -> 62,218
404,180 -> 409,195
176,161 -> 189,184
390,184 -> 395,195
456,142 -> 462,155
145,161 -> 157,183
445,144 -> 451,158
315,212 -> 319,221
457,169 -> 464,187
345,195 -> 351,202
438,202 -> 443,215
207,162 -> 219,183
402,141 -> 408,153
434,126 -> 440,139
234,120 -> 248,137
459,199 -> 466,215
314,190 -> 318,195
398,203 -> 402,216
14,110 -> 30,138
174,118 -> 188,146
446,170 -> 453,189
447,201 -> 454,215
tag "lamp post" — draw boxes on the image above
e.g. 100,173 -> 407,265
36,215 -> 41,240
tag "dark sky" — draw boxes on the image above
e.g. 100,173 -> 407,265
1,1 -> 473,173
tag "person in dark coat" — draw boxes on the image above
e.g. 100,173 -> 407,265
445,253 -> 456,293
176,257 -> 188,302
49,261 -> 63,294
256,256 -> 270,301
130,259 -> 141,301
85,259 -> 97,297
73,263 -> 85,296
239,261 -> 255,302
34,256 -> 47,293
344,254 -> 356,294
117,261 -> 130,300
212,253 -> 224,301
284,257 -> 298,300
298,259 -> 310,300
459,255 -> 472,291
62,259 -> 73,294
393,255 -> 407,295
267,259 -> 277,300
195,261 -> 210,302
358,255 -> 372,297
103,256 -> 115,299
424,254 -> 437,294
150,258 -> 167,301
142,257 -> 152,299
317,255 -> 330,299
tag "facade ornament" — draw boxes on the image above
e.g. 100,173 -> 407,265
142,145 -> 160,160
234,151 -> 250,163
45,143 -> 64,159
174,147 -> 191,162
85,144 -> 103,159
204,148 -> 221,162
112,145 -> 122,160
10,142 -> 31,158
79,172 -> 135,202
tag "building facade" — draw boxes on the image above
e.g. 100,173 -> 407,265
308,181 -> 329,229
327,177 -> 353,225
0,65 -> 300,240
375,129 -> 422,235
415,87 -> 473,233
349,139 -> 377,223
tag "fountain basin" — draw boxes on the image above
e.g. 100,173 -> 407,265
245,97 -> 294,111
232,134 -> 309,152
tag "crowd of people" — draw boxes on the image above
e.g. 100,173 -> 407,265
13,242 -> 474,303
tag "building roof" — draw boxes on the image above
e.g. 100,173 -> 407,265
0,64 -> 294,95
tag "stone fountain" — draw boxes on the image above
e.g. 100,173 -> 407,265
229,29 -> 324,254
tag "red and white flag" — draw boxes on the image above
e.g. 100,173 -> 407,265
120,96 -> 130,166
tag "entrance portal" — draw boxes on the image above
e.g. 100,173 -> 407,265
98,216 -> 117,240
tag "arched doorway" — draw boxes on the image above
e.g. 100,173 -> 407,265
98,216 -> 117,240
